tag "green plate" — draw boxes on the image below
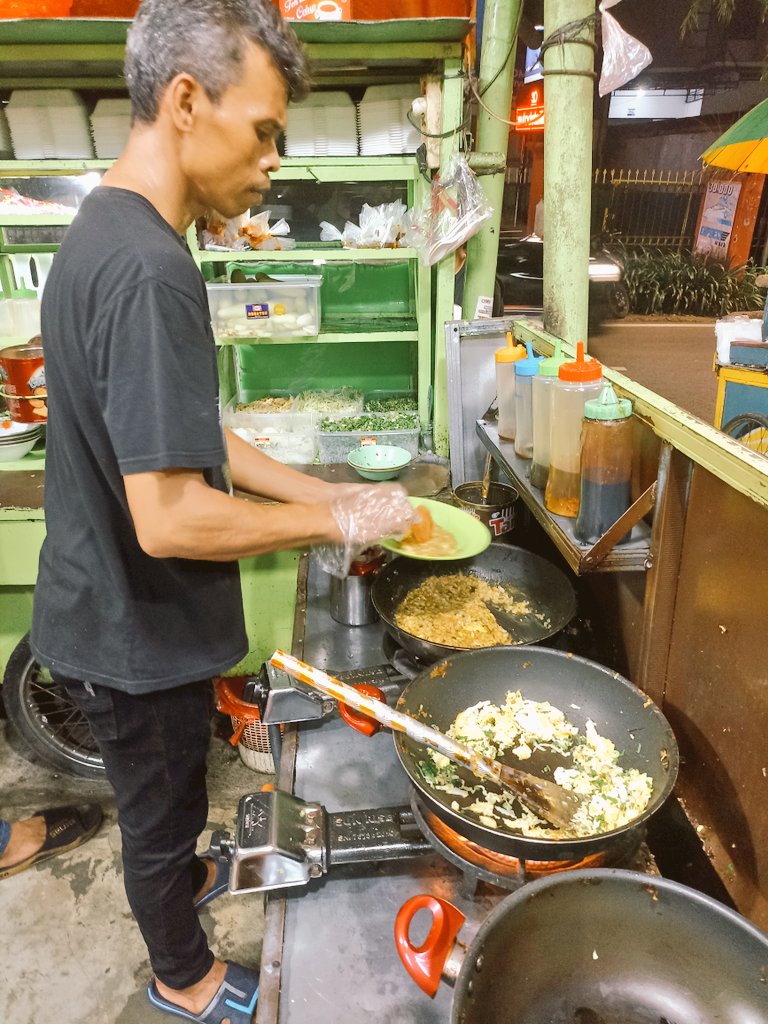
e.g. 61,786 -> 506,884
381,496 -> 491,561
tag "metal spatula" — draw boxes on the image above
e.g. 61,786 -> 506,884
485,600 -> 551,644
270,649 -> 583,831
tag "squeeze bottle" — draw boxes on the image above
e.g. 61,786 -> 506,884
545,342 -> 603,518
9,278 -> 41,341
574,384 -> 634,544
495,331 -> 526,440
513,343 -> 541,459
530,339 -> 565,489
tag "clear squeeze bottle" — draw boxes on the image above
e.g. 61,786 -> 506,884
545,341 -> 603,518
495,331 -> 526,440
530,339 -> 565,489
9,277 -> 41,341
513,343 -> 541,459
574,384 -> 634,544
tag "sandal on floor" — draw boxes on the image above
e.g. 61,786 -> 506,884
0,803 -> 103,880
147,961 -> 259,1024
193,849 -> 231,910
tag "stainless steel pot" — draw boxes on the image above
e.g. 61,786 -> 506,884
395,869 -> 768,1023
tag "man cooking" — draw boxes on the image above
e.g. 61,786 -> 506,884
30,2 -> 415,1022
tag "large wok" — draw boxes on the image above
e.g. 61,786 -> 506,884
393,646 -> 678,861
371,543 -> 577,665
395,869 -> 768,1022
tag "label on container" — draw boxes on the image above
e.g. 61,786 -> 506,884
474,295 -> 494,320
28,366 -> 46,391
360,436 -> 378,447
280,0 -> 351,19
246,303 -> 270,319
489,507 -> 515,536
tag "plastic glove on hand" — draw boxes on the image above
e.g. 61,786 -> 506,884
317,485 -> 417,578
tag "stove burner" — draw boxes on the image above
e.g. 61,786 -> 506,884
410,792 -> 647,895
381,632 -> 426,679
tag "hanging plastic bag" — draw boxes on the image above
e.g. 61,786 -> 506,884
404,153 -> 492,268
598,0 -> 652,98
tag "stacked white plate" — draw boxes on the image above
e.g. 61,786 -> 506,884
0,107 -> 13,159
284,91 -> 358,157
6,89 -> 94,160
358,83 -> 422,156
91,98 -> 132,159
0,417 -> 43,463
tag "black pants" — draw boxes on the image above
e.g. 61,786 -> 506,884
57,675 -> 215,990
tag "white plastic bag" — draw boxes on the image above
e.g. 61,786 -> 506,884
200,209 -> 293,251
404,154 -> 493,268
599,0 -> 652,97
320,200 -> 408,249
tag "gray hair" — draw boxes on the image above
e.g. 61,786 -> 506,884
125,0 -> 310,124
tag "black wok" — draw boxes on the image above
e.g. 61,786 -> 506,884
393,646 -> 678,861
371,543 -> 577,665
396,869 -> 768,1023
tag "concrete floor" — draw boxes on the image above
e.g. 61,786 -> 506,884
0,716 -> 271,1024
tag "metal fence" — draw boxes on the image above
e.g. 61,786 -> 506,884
592,167 -> 707,250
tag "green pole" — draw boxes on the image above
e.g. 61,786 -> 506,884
461,0 -> 521,320
542,0 -> 596,347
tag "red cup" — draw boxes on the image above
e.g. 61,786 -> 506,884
0,344 -> 47,424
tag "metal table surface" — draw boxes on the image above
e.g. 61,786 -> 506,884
256,554 -> 499,1024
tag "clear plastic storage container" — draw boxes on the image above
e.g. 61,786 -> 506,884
223,400 -> 319,465
530,340 -> 565,489
318,413 -> 419,463
206,276 -> 322,339
545,342 -> 603,518
363,390 -> 417,413
513,343 -> 541,459
495,331 -> 526,440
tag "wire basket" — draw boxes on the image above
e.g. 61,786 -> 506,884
214,677 -> 275,774
232,717 -> 274,773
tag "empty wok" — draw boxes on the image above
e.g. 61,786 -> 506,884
371,543 -> 577,665
395,869 -> 768,1023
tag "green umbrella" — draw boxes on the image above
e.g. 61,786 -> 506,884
701,97 -> 768,173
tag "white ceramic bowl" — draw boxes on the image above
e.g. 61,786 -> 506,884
0,434 -> 39,462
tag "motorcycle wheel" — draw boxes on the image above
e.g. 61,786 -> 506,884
607,282 -> 630,320
3,634 -> 105,779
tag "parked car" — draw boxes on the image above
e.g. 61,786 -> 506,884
493,234 -> 629,325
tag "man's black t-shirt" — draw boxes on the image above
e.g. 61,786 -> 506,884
31,187 -> 248,692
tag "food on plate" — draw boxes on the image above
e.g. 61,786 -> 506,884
418,691 -> 654,839
398,507 -> 458,558
404,506 -> 433,544
394,573 -> 536,647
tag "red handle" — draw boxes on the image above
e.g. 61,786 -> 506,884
394,895 -> 466,998
338,683 -> 386,737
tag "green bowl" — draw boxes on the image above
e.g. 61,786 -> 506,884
347,445 -> 412,481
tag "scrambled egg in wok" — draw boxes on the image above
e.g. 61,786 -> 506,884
418,690 -> 653,839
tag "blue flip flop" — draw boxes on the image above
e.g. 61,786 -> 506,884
147,961 -> 259,1024
193,851 -> 231,911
